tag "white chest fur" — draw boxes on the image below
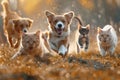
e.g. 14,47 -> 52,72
49,31 -> 69,51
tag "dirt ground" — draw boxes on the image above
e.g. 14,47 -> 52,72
0,37 -> 120,80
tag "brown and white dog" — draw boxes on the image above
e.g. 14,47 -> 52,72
1,0 -> 33,48
44,10 -> 74,57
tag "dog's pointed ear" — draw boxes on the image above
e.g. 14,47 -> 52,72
86,24 -> 90,30
64,11 -> 74,24
45,10 -> 55,23
27,19 -> 33,27
97,27 -> 102,34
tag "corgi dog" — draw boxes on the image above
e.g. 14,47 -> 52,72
45,10 -> 74,57
1,0 -> 33,48
97,25 -> 118,56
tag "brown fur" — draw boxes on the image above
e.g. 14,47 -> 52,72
45,11 -> 74,57
11,30 -> 43,59
1,0 -> 33,48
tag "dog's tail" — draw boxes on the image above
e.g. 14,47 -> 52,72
74,16 -> 83,26
1,0 -> 11,14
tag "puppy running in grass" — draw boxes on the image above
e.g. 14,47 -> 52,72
45,10 -> 74,57
1,0 -> 33,48
97,25 -> 118,56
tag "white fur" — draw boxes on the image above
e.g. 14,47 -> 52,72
97,25 -> 118,56
49,29 -> 70,51
55,21 -> 64,29
58,45 -> 67,55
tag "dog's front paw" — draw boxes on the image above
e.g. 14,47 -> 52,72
58,45 -> 67,57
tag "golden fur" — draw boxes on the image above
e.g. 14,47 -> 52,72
1,0 -> 33,48
11,30 -> 42,59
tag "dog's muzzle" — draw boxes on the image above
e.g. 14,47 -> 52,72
22,28 -> 28,33
55,21 -> 65,35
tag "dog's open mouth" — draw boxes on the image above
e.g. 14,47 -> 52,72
55,28 -> 63,35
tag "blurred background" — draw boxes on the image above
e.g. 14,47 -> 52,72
0,0 -> 120,43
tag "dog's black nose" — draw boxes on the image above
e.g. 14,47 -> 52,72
58,24 -> 62,28
23,30 -> 27,33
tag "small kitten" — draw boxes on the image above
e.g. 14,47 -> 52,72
11,30 -> 43,59
97,25 -> 118,56
78,24 -> 90,52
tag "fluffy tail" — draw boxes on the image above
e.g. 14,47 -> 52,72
74,16 -> 83,26
1,0 -> 11,14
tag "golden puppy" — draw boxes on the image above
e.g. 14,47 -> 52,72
1,0 -> 33,48
45,10 -> 74,57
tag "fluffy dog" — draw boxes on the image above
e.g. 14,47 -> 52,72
1,0 -> 33,48
45,10 -> 74,57
97,25 -> 118,56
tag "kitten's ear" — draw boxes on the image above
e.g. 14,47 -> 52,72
86,24 -> 90,30
36,30 -> 40,36
97,27 -> 102,34
42,32 -> 49,41
45,10 -> 55,23
107,28 -> 111,32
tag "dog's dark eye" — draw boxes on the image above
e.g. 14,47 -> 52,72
54,20 -> 58,23
62,20 -> 65,23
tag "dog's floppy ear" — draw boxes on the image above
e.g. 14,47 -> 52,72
45,10 -> 55,23
64,11 -> 74,24
12,19 -> 19,26
12,19 -> 21,32
27,19 -> 33,27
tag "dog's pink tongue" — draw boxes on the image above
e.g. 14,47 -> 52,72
57,29 -> 62,35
